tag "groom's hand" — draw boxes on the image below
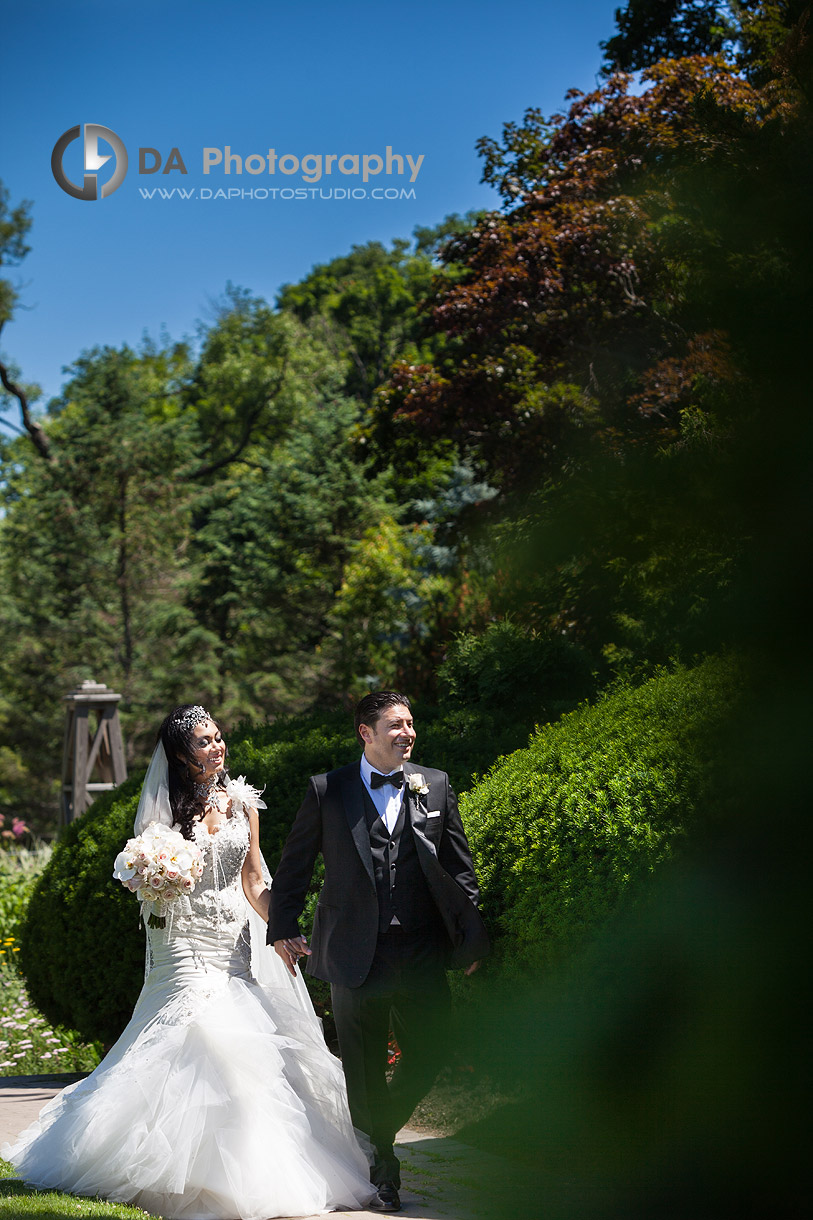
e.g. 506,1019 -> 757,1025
464,960 -> 481,976
274,936 -> 311,976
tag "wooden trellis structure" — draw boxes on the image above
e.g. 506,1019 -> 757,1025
61,680 -> 127,825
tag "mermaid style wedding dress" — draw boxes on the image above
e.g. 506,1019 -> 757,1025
3,781 -> 376,1219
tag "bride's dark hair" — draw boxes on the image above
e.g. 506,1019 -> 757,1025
158,705 -> 228,840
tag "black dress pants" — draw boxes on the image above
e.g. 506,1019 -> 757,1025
331,926 -> 451,1186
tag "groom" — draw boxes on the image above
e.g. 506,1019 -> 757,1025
268,691 -> 489,1212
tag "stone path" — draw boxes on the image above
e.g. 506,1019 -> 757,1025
0,1075 -> 530,1219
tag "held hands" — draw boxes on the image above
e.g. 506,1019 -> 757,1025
274,935 -> 311,977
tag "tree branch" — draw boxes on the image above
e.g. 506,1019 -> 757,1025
184,364 -> 287,482
0,355 -> 52,460
0,414 -> 26,436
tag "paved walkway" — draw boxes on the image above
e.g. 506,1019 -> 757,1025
0,1075 -> 529,1219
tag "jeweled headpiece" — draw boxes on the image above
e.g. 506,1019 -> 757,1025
173,705 -> 209,732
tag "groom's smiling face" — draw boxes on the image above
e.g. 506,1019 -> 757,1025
360,703 -> 416,774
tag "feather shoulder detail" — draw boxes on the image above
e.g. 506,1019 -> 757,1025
225,775 -> 267,812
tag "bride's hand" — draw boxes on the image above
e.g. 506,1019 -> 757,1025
274,936 -> 311,976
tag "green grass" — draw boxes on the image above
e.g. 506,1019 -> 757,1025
0,1160 -> 162,1217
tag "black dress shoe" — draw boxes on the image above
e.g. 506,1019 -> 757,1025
371,1181 -> 401,1212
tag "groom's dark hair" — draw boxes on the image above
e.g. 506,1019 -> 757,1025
354,691 -> 412,744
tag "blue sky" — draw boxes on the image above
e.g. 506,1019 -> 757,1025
2,0 -> 621,416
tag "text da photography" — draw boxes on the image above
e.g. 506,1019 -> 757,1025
139,144 -> 426,183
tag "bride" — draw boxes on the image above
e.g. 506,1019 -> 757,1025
3,704 -> 377,1219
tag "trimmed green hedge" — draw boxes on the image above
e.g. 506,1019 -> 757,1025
228,712 -> 360,870
462,655 -> 739,973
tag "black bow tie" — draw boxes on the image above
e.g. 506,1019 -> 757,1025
370,770 -> 404,789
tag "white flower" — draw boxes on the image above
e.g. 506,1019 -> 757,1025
406,772 -> 430,796
113,823 -> 204,912
112,851 -> 137,882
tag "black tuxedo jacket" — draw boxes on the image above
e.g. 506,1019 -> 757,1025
267,761 -> 490,988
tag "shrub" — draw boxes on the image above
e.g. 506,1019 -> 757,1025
228,712 -> 359,870
413,622 -> 597,792
438,620 -> 595,722
0,845 -> 52,940
462,655 -> 740,973
20,775 -> 146,1047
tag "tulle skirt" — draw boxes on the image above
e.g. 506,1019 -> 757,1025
3,926 -> 375,1219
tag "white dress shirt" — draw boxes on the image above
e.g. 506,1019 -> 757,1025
360,754 -> 404,835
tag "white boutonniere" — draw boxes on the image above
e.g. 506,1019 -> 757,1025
406,772 -> 430,796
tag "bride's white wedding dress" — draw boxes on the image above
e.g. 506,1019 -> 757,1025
3,783 -> 375,1219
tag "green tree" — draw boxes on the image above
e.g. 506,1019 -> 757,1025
601,0 -> 740,71
374,45 -> 807,674
184,285 -> 326,479
0,181 -> 32,329
325,458 -> 498,699
601,1 -> 811,81
0,180 -> 49,459
277,217 -> 479,407
0,341 -> 217,823
185,392 -> 389,718
379,57 -> 762,491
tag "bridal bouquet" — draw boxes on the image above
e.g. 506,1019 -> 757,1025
113,822 -> 204,928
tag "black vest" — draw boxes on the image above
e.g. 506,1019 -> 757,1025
362,788 -> 441,935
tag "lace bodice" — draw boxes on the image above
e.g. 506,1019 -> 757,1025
174,811 -> 251,938
145,777 -> 262,959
